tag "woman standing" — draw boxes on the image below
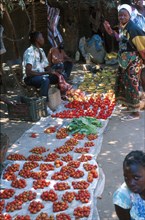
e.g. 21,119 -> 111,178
113,150 -> 145,219
115,4 -> 145,119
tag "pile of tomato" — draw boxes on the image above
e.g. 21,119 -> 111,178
52,96 -> 115,120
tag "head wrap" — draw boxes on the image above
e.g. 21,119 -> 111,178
118,4 -> 132,16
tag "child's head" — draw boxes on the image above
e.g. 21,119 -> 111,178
123,151 -> 145,194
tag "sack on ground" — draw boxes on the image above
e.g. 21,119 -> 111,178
48,87 -> 61,111
85,35 -> 106,64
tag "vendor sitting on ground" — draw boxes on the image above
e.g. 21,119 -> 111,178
23,31 -> 58,99
48,42 -> 73,80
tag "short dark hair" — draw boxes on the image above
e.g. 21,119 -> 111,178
120,0 -> 132,5
29,31 -> 41,45
123,150 -> 145,168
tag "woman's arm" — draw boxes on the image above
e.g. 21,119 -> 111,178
47,49 -> 53,66
104,20 -> 119,41
115,205 -> 131,220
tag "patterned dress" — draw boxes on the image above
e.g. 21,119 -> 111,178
113,183 -> 145,220
115,20 -> 145,111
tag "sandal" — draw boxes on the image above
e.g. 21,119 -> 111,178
121,115 -> 140,121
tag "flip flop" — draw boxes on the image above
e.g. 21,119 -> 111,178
121,115 -> 140,121
120,108 -> 131,113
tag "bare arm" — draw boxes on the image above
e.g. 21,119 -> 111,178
103,20 -> 119,40
25,64 -> 50,77
115,205 -> 131,220
47,50 -> 53,66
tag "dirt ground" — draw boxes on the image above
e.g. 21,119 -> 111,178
0,65 -> 145,220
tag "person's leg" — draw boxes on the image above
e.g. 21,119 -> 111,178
115,67 -> 126,105
29,75 -> 50,97
48,74 -> 59,84
63,61 -> 73,79
124,64 -> 140,117
140,68 -> 145,92
51,63 -> 64,72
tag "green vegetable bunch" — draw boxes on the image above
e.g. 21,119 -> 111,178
68,117 -> 102,135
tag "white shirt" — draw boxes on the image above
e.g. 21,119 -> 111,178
131,9 -> 145,32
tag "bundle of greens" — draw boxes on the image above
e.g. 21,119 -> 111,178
68,117 -> 102,135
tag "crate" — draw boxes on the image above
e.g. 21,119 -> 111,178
7,96 -> 48,122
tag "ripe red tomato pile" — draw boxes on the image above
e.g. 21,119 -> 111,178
33,179 -> 50,189
30,132 -> 39,138
0,200 -> 5,214
40,163 -> 54,171
56,213 -> 71,220
75,190 -> 90,203
52,96 -> 115,119
61,154 -> 73,162
54,145 -> 74,154
27,154 -> 43,161
87,169 -> 98,183
72,133 -> 85,140
5,164 -> 20,172
44,153 -> 60,162
11,179 -> 26,189
83,163 -> 97,171
14,215 -> 31,220
56,128 -> 68,139
60,166 -> 75,175
19,169 -> 32,178
31,171 -> 48,180
28,201 -> 44,214
62,191 -> 75,203
6,200 -> 23,212
3,171 -> 16,181
23,161 -> 39,170
73,206 -> 91,218
54,182 -> 70,191
41,190 -> 58,202
72,181 -> 90,189
0,214 -> 12,220
53,201 -> 68,212
15,191 -> 36,203
54,159 -> 63,168
84,141 -> 95,147
7,154 -> 26,161
51,172 -> 69,181
29,146 -> 47,154
78,155 -> 92,162
0,189 -> 15,199
44,126 -> 56,134
36,212 -> 54,220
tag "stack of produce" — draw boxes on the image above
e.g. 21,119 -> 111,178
1,156 -> 100,219
79,66 -> 116,94
66,89 -> 85,102
52,94 -> 115,119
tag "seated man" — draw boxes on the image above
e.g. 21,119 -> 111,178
23,31 -> 58,99
48,42 -> 73,80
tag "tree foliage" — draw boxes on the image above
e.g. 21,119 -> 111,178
0,0 -> 25,17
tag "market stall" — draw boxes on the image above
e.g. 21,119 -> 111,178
0,67 -> 116,220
